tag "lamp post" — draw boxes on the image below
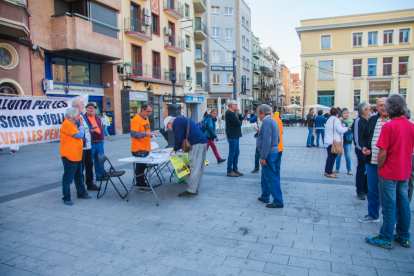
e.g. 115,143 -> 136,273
167,71 -> 181,117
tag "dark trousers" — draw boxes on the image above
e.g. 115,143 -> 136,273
324,145 -> 338,175
62,157 -> 87,202
134,163 -> 148,187
355,148 -> 368,195
82,149 -> 94,186
409,155 -> 414,202
254,148 -> 261,170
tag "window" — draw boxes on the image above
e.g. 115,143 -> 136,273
400,88 -> 407,99
226,74 -> 234,85
368,58 -> 377,76
242,16 -> 245,26
0,48 -> 12,67
321,35 -> 330,49
225,28 -> 233,40
383,57 -> 392,76
196,72 -> 202,86
353,59 -> 362,77
399,56 -> 409,75
353,90 -> 361,111
317,91 -> 335,107
246,59 -> 250,70
384,30 -> 393,45
399,29 -> 410,43
211,6 -> 219,15
368,32 -> 377,46
185,4 -> 190,17
213,74 -> 220,85
242,36 -> 245,47
152,13 -> 159,35
185,35 -> 190,48
318,60 -> 333,80
67,59 -> 90,85
51,56 -> 101,86
225,7 -> 233,16
52,57 -> 66,82
132,46 -> 142,75
186,67 -> 191,80
246,20 -> 249,29
247,78 -> 250,88
225,51 -> 233,62
212,50 -> 220,63
211,27 -> 220,38
353,33 -> 362,47
246,39 -> 249,50
242,56 -> 245,68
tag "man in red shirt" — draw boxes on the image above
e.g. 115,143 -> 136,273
366,95 -> 414,249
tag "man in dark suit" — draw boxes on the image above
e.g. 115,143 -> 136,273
225,99 -> 243,177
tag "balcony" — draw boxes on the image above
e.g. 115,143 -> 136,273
194,49 -> 207,68
124,17 -> 152,41
270,84 -> 276,90
129,62 -> 185,86
193,0 -> 206,13
253,51 -> 261,59
253,65 -> 260,74
194,18 -> 207,40
253,82 -> 262,89
51,13 -> 121,62
0,0 -> 30,38
261,81 -> 271,90
163,0 -> 184,19
165,35 -> 185,53
196,81 -> 208,91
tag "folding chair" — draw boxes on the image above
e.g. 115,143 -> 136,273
97,153 -> 128,199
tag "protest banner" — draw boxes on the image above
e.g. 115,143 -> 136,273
168,156 -> 190,178
0,94 -> 88,147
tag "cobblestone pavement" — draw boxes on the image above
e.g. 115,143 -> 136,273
0,127 -> 413,276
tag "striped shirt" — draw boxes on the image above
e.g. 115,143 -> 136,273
371,117 -> 391,164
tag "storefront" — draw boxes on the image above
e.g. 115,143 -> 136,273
184,94 -> 205,123
368,80 -> 391,108
162,95 -> 185,122
207,98 -> 229,120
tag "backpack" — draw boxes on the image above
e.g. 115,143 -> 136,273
197,119 -> 204,132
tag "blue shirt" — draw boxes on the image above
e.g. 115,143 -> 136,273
173,117 -> 207,151
69,119 -> 85,139
314,115 -> 327,129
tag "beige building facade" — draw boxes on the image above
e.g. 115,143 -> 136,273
296,9 -> 414,116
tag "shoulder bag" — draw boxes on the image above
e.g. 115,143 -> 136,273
331,119 -> 344,154
182,118 -> 191,153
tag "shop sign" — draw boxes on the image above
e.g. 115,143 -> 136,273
369,81 -> 391,90
129,91 -> 148,101
163,95 -> 184,102
211,66 -> 233,71
46,84 -> 104,96
185,97 -> 204,103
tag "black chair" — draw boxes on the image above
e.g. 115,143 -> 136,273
97,153 -> 128,199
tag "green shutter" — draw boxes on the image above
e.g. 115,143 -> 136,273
196,72 -> 202,86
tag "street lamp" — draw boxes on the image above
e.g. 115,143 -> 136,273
167,71 -> 181,117
124,62 -> 132,77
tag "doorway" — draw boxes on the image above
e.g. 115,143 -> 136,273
131,3 -> 141,31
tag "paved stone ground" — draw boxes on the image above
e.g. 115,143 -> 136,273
0,127 -> 413,276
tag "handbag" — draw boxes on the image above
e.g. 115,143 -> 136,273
181,118 -> 191,153
331,119 -> 344,154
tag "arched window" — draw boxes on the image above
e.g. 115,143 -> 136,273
0,83 -> 19,95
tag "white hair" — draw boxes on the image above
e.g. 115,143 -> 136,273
66,107 -> 79,119
71,99 -> 83,107
259,104 -> 272,115
227,99 -> 237,107
169,117 -> 175,124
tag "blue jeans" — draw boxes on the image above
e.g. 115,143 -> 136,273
366,164 -> 380,219
307,127 -> 315,146
378,176 -> 411,242
254,148 -> 261,170
261,152 -> 284,206
91,141 -> 105,180
315,129 -> 324,147
103,126 -> 109,137
227,138 -> 240,174
61,157 -> 88,202
335,143 -> 352,172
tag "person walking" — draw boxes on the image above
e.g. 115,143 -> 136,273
306,108 -> 316,147
256,105 -> 283,208
351,102 -> 372,200
225,100 -> 243,177
101,112 -> 111,138
169,117 -> 207,197
314,110 -> 326,148
60,107 -> 91,205
324,108 -> 349,178
203,109 -> 226,164
334,108 -> 354,175
358,98 -> 389,223
366,94 -> 414,249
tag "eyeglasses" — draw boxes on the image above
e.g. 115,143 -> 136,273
144,110 -> 153,114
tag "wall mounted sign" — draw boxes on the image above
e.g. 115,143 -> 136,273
163,95 -> 184,102
185,97 -> 204,103
129,91 -> 148,101
211,66 -> 234,71
369,81 -> 391,90
46,84 -> 104,96
106,98 -> 111,108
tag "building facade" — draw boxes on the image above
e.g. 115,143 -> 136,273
288,73 -> 302,114
297,9 -> 414,115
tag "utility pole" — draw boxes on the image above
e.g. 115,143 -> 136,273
302,62 -> 308,118
276,80 -> 279,112
233,50 -> 237,101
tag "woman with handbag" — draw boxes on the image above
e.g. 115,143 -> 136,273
324,108 -> 350,178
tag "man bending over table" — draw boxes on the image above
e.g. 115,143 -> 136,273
168,117 -> 207,197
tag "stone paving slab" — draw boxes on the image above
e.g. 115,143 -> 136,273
0,127 -> 413,275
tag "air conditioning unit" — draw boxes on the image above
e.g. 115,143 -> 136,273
164,27 -> 172,35
143,8 -> 151,17
143,16 -> 151,26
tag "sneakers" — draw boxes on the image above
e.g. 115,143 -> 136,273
178,191 -> 197,197
394,235 -> 410,248
365,234 -> 393,249
356,194 -> 366,200
251,168 -> 260,174
266,203 -> 284,209
218,159 -> 226,164
234,171 -> 244,176
359,215 -> 380,223
227,172 -> 239,177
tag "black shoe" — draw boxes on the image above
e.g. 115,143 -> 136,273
266,203 -> 284,208
356,194 -> 366,200
251,168 -> 260,174
306,146 -> 311,148
87,184 -> 101,191
258,197 -> 269,204
311,145 -> 317,147
218,159 -> 226,164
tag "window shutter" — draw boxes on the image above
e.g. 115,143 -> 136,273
196,72 -> 202,85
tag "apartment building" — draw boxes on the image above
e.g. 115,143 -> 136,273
207,0 -> 252,116
288,73 -> 302,109
266,47 -> 282,113
296,9 -> 414,115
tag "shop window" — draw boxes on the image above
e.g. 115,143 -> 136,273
353,90 -> 360,111
353,33 -> 362,47
368,32 -> 377,46
399,29 -> 410,43
383,57 -> 392,76
399,56 -> 408,75
317,90 -> 334,107
369,89 -> 389,106
318,60 -> 333,79
52,56 -> 67,83
368,58 -> 377,76
67,59 -> 89,85
383,30 -> 393,45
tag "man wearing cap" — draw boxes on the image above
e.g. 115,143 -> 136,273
85,102 -> 106,181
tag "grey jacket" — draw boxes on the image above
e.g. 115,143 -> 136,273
256,116 -> 280,160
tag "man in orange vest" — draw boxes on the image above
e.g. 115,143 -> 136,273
131,103 -> 156,190
60,107 -> 91,205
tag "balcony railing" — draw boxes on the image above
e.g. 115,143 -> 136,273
270,84 -> 276,90
131,62 -> 185,83
165,35 -> 184,50
195,18 -> 207,33
124,17 -> 152,40
195,49 -> 207,63
164,0 -> 184,18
